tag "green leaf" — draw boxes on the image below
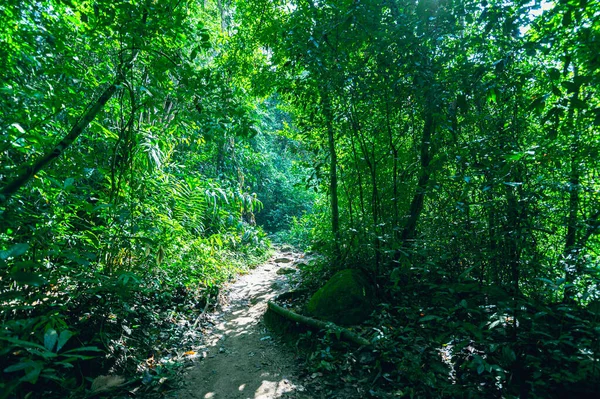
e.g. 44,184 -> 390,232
4,361 -> 34,373
561,81 -> 578,93
11,271 -> 47,287
420,315 -> 441,322
0,336 -> 47,351
33,350 -> 58,360
477,363 -> 485,374
458,266 -> 476,280
334,328 -> 341,340
59,354 -> 97,361
487,88 -> 497,104
56,331 -> 73,352
505,152 -> 525,161
20,363 -> 43,384
562,10 -> 572,27
248,125 -> 260,138
0,243 -> 29,260
548,68 -> 560,80
92,121 -> 119,140
570,98 -> 587,109
4,360 -> 43,384
537,277 -> 555,285
63,178 -> 75,189
140,86 -> 153,97
44,329 -> 58,352
54,361 -> 75,369
528,96 -> 546,112
502,346 -> 516,362
40,370 -> 65,380
488,320 -> 502,329
574,75 -> 592,86
61,346 -> 103,354
10,123 -> 26,134
190,46 -> 199,60
551,86 -> 562,96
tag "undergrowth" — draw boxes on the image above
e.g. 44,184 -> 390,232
0,241 -> 270,398
280,258 -> 600,399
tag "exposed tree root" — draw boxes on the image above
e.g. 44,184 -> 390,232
266,300 -> 370,347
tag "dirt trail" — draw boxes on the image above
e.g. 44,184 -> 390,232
169,249 -> 307,399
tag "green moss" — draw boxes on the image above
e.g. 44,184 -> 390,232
307,269 -> 374,326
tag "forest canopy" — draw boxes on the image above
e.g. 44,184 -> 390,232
1,0 -> 600,398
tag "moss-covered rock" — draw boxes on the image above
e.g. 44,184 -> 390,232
307,269 -> 374,326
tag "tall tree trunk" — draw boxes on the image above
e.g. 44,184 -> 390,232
339,164 -> 354,227
352,103 -> 381,270
322,90 -> 341,260
385,98 -> 400,242
563,68 -> 581,303
348,108 -> 366,221
370,140 -> 380,272
400,111 -> 434,245
505,184 -> 521,295
216,0 -> 228,32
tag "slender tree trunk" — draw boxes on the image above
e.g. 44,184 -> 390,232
370,141 -> 380,272
322,90 -> 341,260
1,81 -> 121,203
352,104 -> 381,270
563,70 -> 581,302
339,163 -> 354,226
216,0 -> 228,32
487,185 -> 499,283
385,98 -> 400,242
505,184 -> 521,295
348,109 -> 366,221
400,111 -> 434,244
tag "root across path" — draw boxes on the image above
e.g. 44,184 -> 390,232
168,249 -> 307,399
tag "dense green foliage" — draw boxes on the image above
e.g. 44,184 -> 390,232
0,1 -> 283,396
236,0 -> 600,397
2,0 -> 600,398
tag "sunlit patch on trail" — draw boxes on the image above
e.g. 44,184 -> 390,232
167,250 -> 304,399
254,378 -> 297,398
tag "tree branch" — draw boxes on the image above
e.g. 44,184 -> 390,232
1,81 -> 121,203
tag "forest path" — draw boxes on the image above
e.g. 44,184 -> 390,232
168,248 -> 307,399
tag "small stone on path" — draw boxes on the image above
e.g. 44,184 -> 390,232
276,267 -> 296,275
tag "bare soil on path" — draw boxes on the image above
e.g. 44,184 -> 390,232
168,249 -> 309,399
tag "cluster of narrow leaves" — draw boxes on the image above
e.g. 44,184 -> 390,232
0,0 -> 276,397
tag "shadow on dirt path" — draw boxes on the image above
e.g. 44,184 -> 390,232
168,249 -> 308,399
